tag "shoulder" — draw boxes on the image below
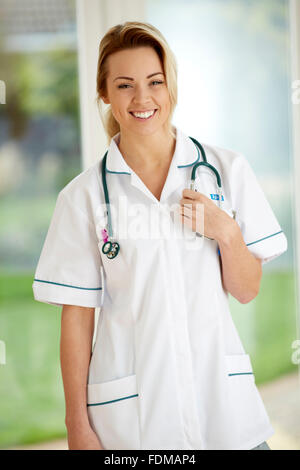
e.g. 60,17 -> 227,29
57,159 -> 103,218
200,140 -> 246,171
194,140 -> 254,201
199,140 -> 253,184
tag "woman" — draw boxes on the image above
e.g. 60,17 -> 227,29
32,21 -> 287,450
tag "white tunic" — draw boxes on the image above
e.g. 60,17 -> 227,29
32,125 -> 288,450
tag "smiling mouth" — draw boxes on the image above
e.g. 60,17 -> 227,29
129,109 -> 158,120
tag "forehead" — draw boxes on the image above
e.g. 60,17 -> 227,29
106,46 -> 163,76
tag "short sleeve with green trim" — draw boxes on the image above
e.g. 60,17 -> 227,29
32,190 -> 103,308
231,154 -> 288,265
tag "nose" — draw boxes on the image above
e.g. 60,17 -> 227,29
132,83 -> 152,106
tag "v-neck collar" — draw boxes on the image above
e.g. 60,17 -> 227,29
105,125 -> 201,203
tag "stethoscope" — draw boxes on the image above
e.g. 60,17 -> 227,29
100,136 -> 223,259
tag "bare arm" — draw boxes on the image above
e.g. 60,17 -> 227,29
60,304 -> 104,449
180,189 -> 263,304
217,222 -> 263,304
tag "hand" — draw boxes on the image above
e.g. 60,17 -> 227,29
179,188 -> 234,241
67,424 -> 105,450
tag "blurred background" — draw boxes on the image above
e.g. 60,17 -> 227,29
0,0 -> 299,450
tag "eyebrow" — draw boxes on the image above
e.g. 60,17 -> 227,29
113,72 -> 164,82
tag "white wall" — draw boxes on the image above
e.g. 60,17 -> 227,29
75,0 -> 146,169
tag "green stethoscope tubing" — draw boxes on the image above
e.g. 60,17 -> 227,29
101,136 -> 223,258
101,151 -> 120,258
101,151 -> 113,239
188,137 -> 221,188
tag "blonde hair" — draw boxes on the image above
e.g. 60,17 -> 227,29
96,21 -> 178,146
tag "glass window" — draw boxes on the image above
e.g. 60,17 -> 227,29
146,0 -> 296,383
0,0 -> 79,447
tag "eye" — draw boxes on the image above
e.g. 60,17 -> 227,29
151,80 -> 164,86
118,80 -> 164,89
118,84 -> 131,89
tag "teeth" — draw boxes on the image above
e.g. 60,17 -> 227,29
132,110 -> 155,118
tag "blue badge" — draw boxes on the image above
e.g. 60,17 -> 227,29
210,194 -> 224,201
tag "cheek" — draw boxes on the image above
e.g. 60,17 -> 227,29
155,88 -> 170,105
112,101 -> 128,120
162,93 -> 171,112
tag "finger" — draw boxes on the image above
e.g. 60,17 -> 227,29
180,198 -> 196,207
180,212 -> 194,231
180,205 -> 193,219
182,189 -> 207,203
182,188 -> 197,199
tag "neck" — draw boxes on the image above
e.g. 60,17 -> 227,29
117,125 -> 176,171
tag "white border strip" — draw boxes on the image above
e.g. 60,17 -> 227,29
289,0 -> 300,380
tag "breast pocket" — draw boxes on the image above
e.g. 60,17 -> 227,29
87,374 -> 140,450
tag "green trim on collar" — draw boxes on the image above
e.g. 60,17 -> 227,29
106,169 -> 131,175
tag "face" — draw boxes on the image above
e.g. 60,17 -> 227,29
101,46 -> 171,136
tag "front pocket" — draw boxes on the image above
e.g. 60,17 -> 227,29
224,354 -> 271,442
87,374 -> 140,450
225,353 -> 255,379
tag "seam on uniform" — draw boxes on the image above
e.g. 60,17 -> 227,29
246,230 -> 283,247
177,142 -> 200,168
34,279 -> 102,290
87,393 -> 139,407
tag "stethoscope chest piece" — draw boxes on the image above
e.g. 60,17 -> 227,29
101,227 -> 120,259
102,241 -> 120,259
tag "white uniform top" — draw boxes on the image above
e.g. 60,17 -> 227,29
32,125 -> 288,450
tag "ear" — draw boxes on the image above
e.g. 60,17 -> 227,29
101,95 -> 110,105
